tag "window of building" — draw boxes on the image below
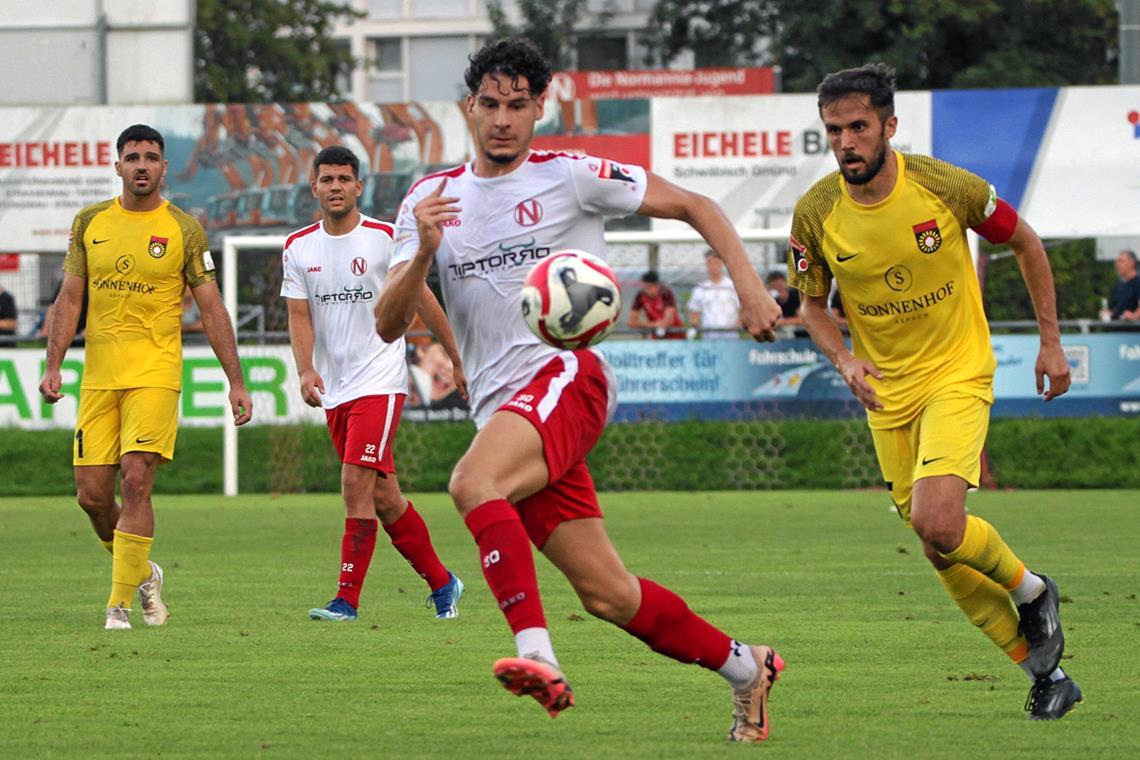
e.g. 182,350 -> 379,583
369,37 -> 402,72
576,35 -> 628,71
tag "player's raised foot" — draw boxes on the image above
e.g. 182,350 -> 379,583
728,645 -> 785,743
426,573 -> 464,619
493,654 -> 575,718
1017,574 -> 1064,678
105,605 -> 131,630
308,597 -> 358,622
1025,675 -> 1083,720
138,560 -> 169,626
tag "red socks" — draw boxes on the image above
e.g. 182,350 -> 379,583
464,499 -> 547,633
338,517 -> 378,608
621,577 -> 733,670
383,501 -> 451,591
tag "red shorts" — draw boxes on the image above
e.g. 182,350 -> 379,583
499,350 -> 612,548
325,393 -> 405,474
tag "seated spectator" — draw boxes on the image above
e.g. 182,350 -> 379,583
0,284 -> 16,341
687,250 -> 740,339
629,270 -> 683,339
1110,249 -> 1140,321
767,271 -> 803,326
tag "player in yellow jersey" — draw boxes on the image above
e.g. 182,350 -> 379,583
38,124 -> 253,630
789,65 -> 1081,720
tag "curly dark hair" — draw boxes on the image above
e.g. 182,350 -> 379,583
817,63 -> 896,120
313,145 -> 360,179
464,37 -> 553,98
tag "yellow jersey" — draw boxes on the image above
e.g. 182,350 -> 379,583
63,197 -> 215,391
788,152 -> 1005,429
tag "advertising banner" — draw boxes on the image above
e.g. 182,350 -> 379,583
649,92 -> 933,232
4,334 -> 1139,430
549,68 -> 776,101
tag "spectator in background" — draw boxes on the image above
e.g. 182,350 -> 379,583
767,271 -> 803,326
0,284 -> 16,340
687,250 -> 740,339
629,270 -> 683,339
1110,249 -> 1140,321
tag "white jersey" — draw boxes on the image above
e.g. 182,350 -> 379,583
688,276 -> 740,336
280,215 -> 407,409
393,151 -> 648,427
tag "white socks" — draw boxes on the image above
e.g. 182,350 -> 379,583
717,640 -> 760,690
1020,660 -> 1067,683
515,627 -> 559,668
1010,570 -> 1046,606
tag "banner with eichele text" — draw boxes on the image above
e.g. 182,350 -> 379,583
649,92 -> 933,232
4,335 -> 1139,429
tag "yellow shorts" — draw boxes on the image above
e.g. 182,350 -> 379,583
74,388 -> 180,466
870,391 -> 990,523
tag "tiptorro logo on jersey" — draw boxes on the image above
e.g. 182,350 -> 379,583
314,285 -> 373,305
447,238 -> 552,280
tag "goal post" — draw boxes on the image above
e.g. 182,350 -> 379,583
219,227 -> 792,496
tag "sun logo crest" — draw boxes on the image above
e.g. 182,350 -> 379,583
148,235 -> 169,259
912,220 -> 942,254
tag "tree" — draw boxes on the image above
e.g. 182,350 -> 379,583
486,0 -> 613,70
642,0 -> 1118,90
641,0 -> 777,68
194,0 -> 363,102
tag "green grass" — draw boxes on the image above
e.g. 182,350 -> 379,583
1,491 -> 1137,758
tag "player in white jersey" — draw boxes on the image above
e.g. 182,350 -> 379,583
376,39 -> 785,741
282,146 -> 465,623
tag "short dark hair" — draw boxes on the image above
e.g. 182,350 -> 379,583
767,270 -> 787,284
313,145 -> 360,179
1122,249 -> 1139,265
464,37 -> 553,98
641,270 -> 660,284
116,124 -> 165,155
817,63 -> 896,120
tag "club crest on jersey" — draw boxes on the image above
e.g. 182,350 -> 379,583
148,235 -> 168,259
598,159 -> 635,183
789,235 -> 809,272
351,257 -> 367,276
515,199 -> 543,227
912,219 -> 942,254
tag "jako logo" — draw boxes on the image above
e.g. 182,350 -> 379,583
515,199 -> 543,227
1129,110 -> 1139,139
351,257 -> 367,276
307,266 -> 321,273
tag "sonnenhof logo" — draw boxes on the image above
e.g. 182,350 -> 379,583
447,238 -> 552,279
90,278 -> 156,295
314,285 -> 373,304
855,280 -> 955,318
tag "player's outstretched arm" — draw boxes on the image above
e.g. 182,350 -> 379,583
637,173 -> 780,341
376,179 -> 459,342
415,283 -> 467,400
285,297 -> 325,407
1006,217 -> 1070,401
38,273 -> 85,403
193,281 -> 253,425
803,293 -> 883,411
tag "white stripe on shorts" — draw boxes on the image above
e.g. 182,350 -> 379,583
377,393 -> 396,459
536,351 -> 579,423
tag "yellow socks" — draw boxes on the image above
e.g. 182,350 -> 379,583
941,515 -> 1024,588
937,563 -> 1029,663
107,529 -> 153,609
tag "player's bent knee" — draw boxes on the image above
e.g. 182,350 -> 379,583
447,462 -> 493,514
578,586 -> 639,624
76,488 -> 114,515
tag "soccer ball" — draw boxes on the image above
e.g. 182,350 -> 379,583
521,250 -> 622,349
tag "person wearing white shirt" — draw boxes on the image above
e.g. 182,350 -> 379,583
687,250 -> 741,339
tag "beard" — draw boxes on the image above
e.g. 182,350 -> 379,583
484,146 -> 520,165
840,140 -> 888,186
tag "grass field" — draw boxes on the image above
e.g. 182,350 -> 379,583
1,490 -> 1137,758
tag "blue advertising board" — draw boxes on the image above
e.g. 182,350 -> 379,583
597,335 -> 1140,422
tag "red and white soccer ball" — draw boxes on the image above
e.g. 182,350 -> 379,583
521,250 -> 622,349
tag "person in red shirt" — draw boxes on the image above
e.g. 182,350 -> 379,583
628,270 -> 684,339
